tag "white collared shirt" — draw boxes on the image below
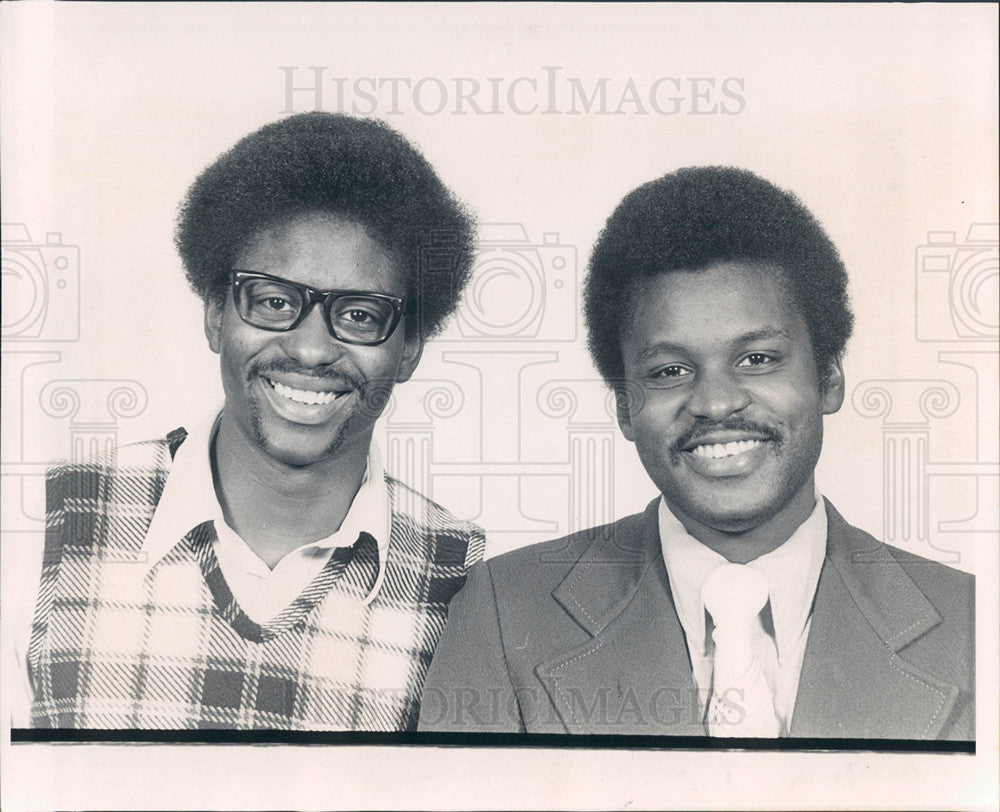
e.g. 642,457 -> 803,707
142,414 -> 391,621
11,413 -> 390,726
658,494 -> 827,735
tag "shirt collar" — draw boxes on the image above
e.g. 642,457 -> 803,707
140,413 -> 224,573
658,493 -> 827,664
140,411 -> 390,603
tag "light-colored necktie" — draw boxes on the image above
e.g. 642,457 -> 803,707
702,563 -> 780,738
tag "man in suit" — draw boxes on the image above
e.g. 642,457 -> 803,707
419,166 -> 974,740
19,113 -> 485,730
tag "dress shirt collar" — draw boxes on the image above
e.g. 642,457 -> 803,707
658,493 -> 827,664
140,411 -> 390,603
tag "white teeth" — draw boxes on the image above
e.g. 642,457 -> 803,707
268,379 -> 342,405
690,439 -> 763,459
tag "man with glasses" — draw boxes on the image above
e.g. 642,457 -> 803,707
19,113 -> 485,730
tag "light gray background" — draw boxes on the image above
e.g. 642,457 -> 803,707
2,3 -> 997,810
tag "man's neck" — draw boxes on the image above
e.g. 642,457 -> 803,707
667,483 -> 819,565
210,418 -> 370,569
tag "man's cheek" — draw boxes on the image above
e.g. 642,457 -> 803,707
636,435 -> 674,478
636,417 -> 677,454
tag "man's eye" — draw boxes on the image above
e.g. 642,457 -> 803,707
345,309 -> 375,324
251,295 -> 292,311
737,353 -> 776,367
651,365 -> 691,379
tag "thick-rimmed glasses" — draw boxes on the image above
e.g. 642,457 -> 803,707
230,271 -> 405,346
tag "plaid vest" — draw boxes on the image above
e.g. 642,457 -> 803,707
28,430 -> 485,730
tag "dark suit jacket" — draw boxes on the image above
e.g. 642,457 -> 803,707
418,500 -> 974,740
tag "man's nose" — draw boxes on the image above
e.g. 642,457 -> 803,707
280,305 -> 344,367
685,368 -> 751,423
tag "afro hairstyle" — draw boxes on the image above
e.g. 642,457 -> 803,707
175,112 -> 476,340
584,165 -> 853,389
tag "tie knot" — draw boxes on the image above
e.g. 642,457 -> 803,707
701,563 -> 769,627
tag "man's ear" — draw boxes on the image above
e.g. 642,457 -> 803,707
204,297 -> 223,354
615,383 -> 636,442
820,357 -> 845,415
394,334 -> 424,384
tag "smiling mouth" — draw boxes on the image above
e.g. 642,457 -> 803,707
264,377 -> 350,405
689,439 -> 764,459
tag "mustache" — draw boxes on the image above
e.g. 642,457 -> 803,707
249,358 -> 399,419
249,357 -> 365,390
671,416 -> 781,454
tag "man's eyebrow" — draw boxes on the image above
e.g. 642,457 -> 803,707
736,327 -> 792,344
636,341 -> 687,362
635,327 -> 793,362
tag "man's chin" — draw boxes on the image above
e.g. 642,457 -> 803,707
264,444 -> 342,468
662,490 -> 784,536
697,511 -> 771,535
250,421 -> 350,468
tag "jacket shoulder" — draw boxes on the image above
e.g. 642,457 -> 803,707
45,432 -> 181,503
827,502 -> 974,606
385,476 -> 486,568
42,432 -> 182,584
825,501 -> 974,662
884,542 -> 975,624
884,543 -> 974,589
483,509 -> 650,595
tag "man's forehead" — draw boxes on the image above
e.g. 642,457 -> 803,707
238,213 -> 393,265
623,262 -> 807,350
241,211 -> 367,250
230,216 -> 404,300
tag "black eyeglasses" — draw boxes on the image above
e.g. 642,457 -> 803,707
230,271 -> 405,346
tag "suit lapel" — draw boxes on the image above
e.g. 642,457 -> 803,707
535,501 -> 705,735
533,497 -> 960,738
791,501 -> 959,739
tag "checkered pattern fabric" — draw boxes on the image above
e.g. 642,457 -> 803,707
27,429 -> 486,730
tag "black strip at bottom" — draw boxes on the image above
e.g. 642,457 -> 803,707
10,728 -> 976,753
